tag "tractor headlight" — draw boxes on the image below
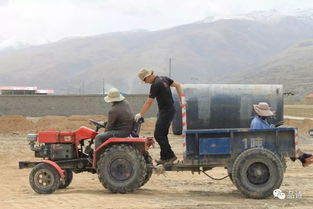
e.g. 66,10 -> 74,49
27,134 -> 38,143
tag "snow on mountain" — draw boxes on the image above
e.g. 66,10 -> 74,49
0,38 -> 30,51
200,9 -> 313,24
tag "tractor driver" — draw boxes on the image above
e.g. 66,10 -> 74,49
95,88 -> 134,148
251,102 -> 313,167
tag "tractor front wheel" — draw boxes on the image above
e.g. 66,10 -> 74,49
58,169 -> 73,189
29,163 -> 60,194
97,144 -> 147,193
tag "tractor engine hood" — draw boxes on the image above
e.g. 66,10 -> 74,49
74,126 -> 97,141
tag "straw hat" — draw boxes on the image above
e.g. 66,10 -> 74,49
253,102 -> 274,117
138,68 -> 153,81
104,88 -> 125,103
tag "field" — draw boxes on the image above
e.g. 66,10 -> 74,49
285,105 -> 313,118
1,108 -> 313,208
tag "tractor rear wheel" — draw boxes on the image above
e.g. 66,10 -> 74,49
97,144 -> 147,193
58,169 -> 73,189
231,148 -> 284,199
139,152 -> 153,187
29,163 -> 60,194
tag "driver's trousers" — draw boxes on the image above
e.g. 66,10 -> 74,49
95,130 -> 130,148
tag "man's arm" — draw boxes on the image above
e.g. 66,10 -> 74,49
139,98 -> 154,116
105,109 -> 117,131
171,81 -> 183,103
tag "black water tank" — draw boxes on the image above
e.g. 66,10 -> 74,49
172,84 -> 284,135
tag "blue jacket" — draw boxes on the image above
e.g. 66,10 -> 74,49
250,116 -> 275,129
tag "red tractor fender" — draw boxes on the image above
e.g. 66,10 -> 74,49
42,160 -> 65,178
92,137 -> 154,168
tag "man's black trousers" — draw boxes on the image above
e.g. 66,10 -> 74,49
154,108 -> 176,160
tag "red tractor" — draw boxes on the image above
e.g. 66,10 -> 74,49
19,118 -> 154,194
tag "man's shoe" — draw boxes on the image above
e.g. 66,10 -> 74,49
155,156 -> 177,165
303,155 -> 313,167
162,156 -> 177,167
155,159 -> 165,165
163,157 -> 177,167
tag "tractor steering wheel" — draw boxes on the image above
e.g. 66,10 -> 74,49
275,121 -> 284,127
89,119 -> 107,130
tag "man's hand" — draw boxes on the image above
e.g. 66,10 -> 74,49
135,113 -> 142,122
99,121 -> 107,128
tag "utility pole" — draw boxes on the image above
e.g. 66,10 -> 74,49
82,81 -> 85,94
102,78 -> 105,95
169,58 -> 172,78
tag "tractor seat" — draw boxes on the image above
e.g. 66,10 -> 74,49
130,118 -> 144,137
130,131 -> 139,137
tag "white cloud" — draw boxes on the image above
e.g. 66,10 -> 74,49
0,0 -> 312,44
0,0 -> 9,6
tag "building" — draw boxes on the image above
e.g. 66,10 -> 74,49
0,86 -> 55,95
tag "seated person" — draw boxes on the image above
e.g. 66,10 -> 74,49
251,102 -> 313,167
95,88 -> 134,148
250,102 -> 275,129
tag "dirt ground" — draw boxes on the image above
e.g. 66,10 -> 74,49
1,114 -> 313,208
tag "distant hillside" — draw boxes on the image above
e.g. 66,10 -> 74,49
0,11 -> 313,95
223,40 -> 313,102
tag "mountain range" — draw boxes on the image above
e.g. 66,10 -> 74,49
224,39 -> 313,102
0,10 -> 313,102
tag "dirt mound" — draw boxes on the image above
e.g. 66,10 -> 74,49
34,115 -> 106,132
0,115 -> 106,134
0,115 -> 35,134
0,114 -> 311,136
0,115 -> 156,134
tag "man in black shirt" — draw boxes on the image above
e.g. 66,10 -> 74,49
135,68 -> 183,165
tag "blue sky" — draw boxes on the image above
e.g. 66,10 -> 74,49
0,0 -> 312,44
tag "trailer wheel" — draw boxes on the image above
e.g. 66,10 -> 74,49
227,158 -> 236,183
139,152 -> 153,187
280,156 -> 287,172
29,163 -> 60,194
227,169 -> 233,183
231,148 -> 284,199
58,169 -> 73,189
97,144 -> 147,193
228,171 -> 233,183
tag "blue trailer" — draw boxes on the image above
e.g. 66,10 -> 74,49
164,127 -> 297,199
163,84 -> 296,199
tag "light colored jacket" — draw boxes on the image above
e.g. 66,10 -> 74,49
250,116 -> 275,129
